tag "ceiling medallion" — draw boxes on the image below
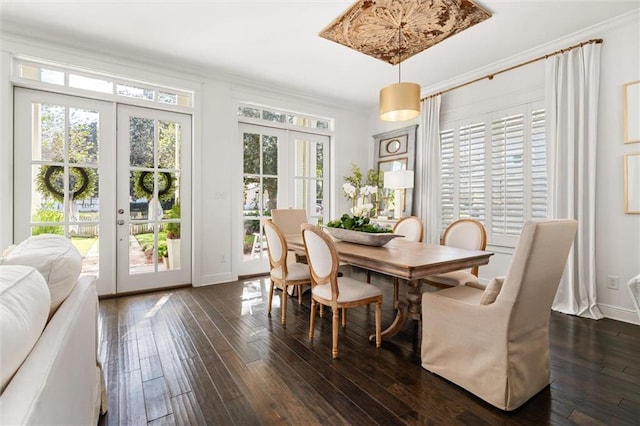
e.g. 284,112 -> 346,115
319,0 -> 492,65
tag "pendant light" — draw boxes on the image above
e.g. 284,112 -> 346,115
379,25 -> 421,122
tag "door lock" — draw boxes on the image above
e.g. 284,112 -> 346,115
118,209 -> 125,214
117,219 -> 125,225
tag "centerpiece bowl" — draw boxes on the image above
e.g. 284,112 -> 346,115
323,227 -> 401,247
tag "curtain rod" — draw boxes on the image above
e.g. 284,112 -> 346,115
422,38 -> 603,100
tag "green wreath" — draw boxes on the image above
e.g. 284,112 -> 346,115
132,171 -> 175,203
36,165 -> 96,202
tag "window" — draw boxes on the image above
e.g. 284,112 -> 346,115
440,101 -> 546,247
237,103 -> 332,265
13,58 -> 193,108
238,104 -> 332,131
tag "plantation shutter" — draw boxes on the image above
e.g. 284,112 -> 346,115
440,128 -> 455,233
439,101 -> 546,248
491,113 -> 524,238
458,122 -> 486,222
530,108 -> 547,219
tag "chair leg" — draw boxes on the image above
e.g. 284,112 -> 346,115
297,285 -> 303,304
267,279 -> 274,315
332,307 -> 339,359
319,304 -> 324,318
341,308 -> 347,328
375,300 -> 382,348
366,270 -> 371,283
282,286 -> 288,325
309,299 -> 316,341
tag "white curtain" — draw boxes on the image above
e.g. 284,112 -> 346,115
415,95 -> 441,244
546,43 -> 603,319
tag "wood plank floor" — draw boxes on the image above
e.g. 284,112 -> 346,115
98,268 -> 640,425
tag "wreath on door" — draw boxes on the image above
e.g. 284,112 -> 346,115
132,171 -> 175,203
36,165 -> 97,202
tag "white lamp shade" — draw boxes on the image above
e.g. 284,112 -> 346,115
384,170 -> 414,189
379,82 -> 421,122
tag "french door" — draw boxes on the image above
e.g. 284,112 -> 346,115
237,123 -> 329,276
13,88 -> 191,294
116,105 -> 191,293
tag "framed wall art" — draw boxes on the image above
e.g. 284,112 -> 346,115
624,81 -> 640,144
624,153 -> 640,214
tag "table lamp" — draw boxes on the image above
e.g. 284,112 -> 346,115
384,170 -> 414,219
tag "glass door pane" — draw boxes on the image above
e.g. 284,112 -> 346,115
13,88 -> 115,294
117,105 -> 191,293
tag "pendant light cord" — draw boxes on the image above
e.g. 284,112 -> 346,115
397,25 -> 402,83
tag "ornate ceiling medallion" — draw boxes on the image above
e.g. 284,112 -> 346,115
319,0 -> 492,65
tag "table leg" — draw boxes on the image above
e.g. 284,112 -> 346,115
369,279 -> 421,341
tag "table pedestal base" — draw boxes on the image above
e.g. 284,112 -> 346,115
370,280 -> 422,341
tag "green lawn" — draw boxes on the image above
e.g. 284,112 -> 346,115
134,231 -> 168,250
71,237 -> 97,255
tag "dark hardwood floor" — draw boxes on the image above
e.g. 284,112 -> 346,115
98,268 -> 640,425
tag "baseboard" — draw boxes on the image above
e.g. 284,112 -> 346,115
195,272 -> 235,286
597,303 -> 640,325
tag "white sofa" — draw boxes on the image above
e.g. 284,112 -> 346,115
0,235 -> 105,425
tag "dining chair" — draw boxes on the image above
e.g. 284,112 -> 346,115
301,223 -> 382,359
423,218 -> 487,288
421,219 -> 577,410
367,216 -> 424,307
262,219 -> 312,325
271,208 -> 308,267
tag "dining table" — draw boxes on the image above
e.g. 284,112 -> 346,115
286,233 -> 494,340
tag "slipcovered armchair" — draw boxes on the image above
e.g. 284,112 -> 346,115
421,219 -> 577,411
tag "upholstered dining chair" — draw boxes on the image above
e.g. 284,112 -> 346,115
271,208 -> 308,266
262,219 -> 312,325
301,223 -> 382,359
367,216 -> 424,307
423,218 -> 487,288
421,219 -> 578,411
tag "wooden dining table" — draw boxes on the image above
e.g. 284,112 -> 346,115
286,234 -> 494,340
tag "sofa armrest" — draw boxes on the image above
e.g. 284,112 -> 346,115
0,275 -> 102,425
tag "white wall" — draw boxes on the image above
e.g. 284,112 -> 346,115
0,34 -> 371,291
368,12 -> 640,324
594,15 -> 640,323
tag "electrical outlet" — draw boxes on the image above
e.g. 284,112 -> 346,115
607,275 -> 619,290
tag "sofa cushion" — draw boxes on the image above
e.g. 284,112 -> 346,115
0,265 -> 50,393
2,235 -> 81,317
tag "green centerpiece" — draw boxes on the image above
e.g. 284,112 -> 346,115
325,214 -> 400,246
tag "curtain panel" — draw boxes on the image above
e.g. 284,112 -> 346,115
416,95 -> 442,244
545,43 -> 603,319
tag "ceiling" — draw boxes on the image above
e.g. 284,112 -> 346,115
1,1 -> 638,109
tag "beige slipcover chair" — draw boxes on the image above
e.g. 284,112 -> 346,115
421,219 -> 578,411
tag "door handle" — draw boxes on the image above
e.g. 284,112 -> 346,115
117,219 -> 125,225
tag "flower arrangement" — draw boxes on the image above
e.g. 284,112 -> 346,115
342,163 -> 382,217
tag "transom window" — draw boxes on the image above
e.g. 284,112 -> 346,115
13,58 -> 193,108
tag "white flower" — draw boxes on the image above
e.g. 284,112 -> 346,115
342,182 -> 357,198
361,185 -> 378,196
